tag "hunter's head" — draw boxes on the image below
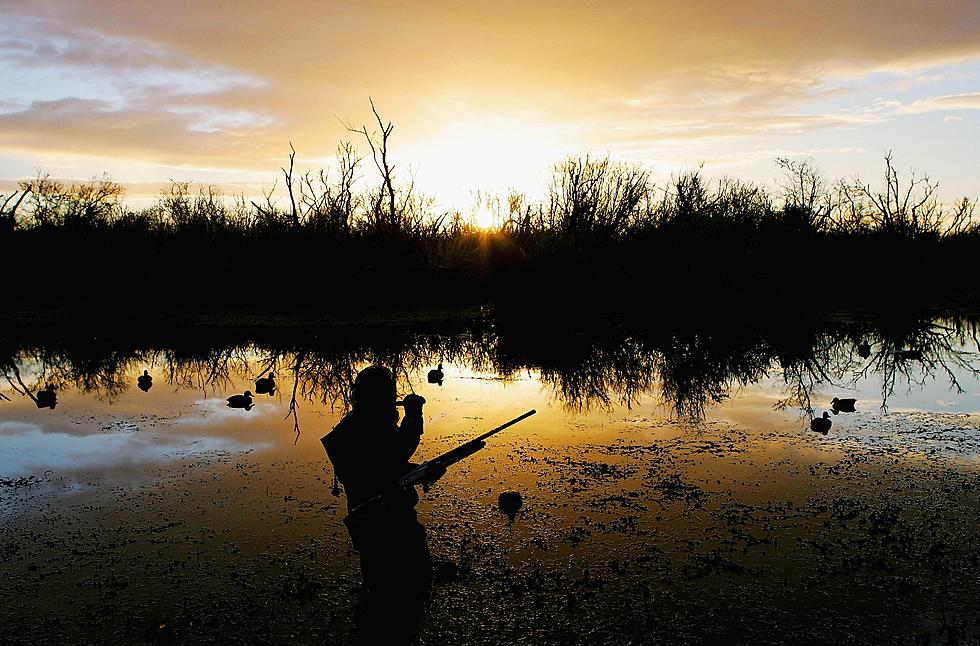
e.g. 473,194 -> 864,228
353,365 -> 397,413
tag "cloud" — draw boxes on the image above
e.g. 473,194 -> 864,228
0,96 -> 288,169
900,92 -> 980,113
0,0 -> 979,185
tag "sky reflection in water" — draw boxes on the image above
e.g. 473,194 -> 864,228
0,315 -> 978,487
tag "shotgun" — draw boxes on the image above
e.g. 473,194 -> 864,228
347,409 -> 536,515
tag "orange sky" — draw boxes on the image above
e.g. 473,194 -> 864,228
2,1 -> 979,207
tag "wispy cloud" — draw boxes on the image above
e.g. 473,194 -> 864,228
899,92 -> 980,113
0,0 -> 979,194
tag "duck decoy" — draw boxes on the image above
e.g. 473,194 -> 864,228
830,397 -> 856,414
498,490 -> 523,521
857,343 -> 871,359
427,362 -> 444,386
255,371 -> 276,395
137,370 -> 153,392
810,411 -> 832,434
896,349 -> 923,361
227,391 -> 254,410
35,384 -> 57,410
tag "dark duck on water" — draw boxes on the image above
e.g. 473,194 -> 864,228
498,490 -> 523,522
227,391 -> 254,410
831,397 -> 856,414
428,362 -> 444,385
137,370 -> 153,392
255,371 -> 276,395
810,411 -> 832,434
35,384 -> 57,409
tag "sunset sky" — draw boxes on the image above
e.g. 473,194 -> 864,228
2,0 -> 979,208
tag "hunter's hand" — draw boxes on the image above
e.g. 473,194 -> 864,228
423,462 -> 447,485
402,393 -> 426,417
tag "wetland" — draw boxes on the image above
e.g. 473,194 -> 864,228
1,309 -> 979,644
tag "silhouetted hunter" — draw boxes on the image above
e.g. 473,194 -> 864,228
321,366 -> 443,637
137,370 -> 153,392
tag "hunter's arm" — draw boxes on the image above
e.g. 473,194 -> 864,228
396,412 -> 423,461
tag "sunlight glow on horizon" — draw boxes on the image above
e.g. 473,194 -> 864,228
402,117 -> 567,208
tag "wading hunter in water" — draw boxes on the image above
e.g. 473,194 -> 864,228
321,365 -> 536,640
320,366 -> 443,637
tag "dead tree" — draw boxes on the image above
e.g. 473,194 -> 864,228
1,188 -> 29,228
282,142 -> 300,228
857,151 -> 942,236
342,98 -> 397,233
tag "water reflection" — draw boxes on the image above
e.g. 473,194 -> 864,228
1,314 -> 978,422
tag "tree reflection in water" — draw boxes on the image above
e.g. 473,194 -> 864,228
1,314 -> 978,428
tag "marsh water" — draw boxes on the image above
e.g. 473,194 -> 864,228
2,311 -> 980,644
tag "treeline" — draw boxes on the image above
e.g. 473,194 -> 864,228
1,139 -> 978,313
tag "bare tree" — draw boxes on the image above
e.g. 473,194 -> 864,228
0,187 -> 29,229
776,157 -> 833,232
300,141 -> 362,235
281,142 -> 300,228
856,151 -> 942,236
342,98 -> 398,233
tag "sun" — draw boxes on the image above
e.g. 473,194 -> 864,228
403,117 -> 564,210
473,205 -> 497,230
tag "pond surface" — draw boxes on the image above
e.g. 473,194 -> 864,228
2,312 -> 980,644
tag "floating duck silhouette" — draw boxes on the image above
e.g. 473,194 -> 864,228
831,397 -> 856,414
137,370 -> 153,392
896,349 -> 923,361
227,391 -> 254,410
35,384 -> 57,410
255,372 -> 276,395
810,411 -> 832,434
498,490 -> 523,521
857,343 -> 871,359
427,362 -> 444,386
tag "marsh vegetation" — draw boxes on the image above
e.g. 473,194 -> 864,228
2,110 -> 978,312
